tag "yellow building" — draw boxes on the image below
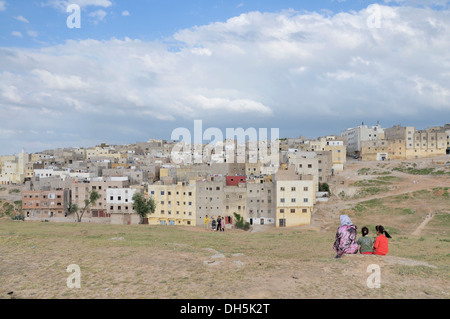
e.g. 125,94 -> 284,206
147,181 -> 196,226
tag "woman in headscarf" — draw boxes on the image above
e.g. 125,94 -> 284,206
333,215 -> 358,258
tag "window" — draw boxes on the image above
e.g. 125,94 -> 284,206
302,209 -> 307,213
280,187 -> 285,191
308,164 -> 312,168
280,198 -> 285,203
291,187 -> 296,191
290,209 -> 295,213
304,187 -> 308,191
280,209 -> 285,213
291,198 -> 296,203
303,198 -> 308,203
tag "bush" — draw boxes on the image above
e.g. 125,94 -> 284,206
319,182 -> 330,193
233,212 -> 250,231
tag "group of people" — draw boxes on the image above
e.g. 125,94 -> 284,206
203,215 -> 226,232
333,215 -> 392,258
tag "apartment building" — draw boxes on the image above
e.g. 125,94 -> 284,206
22,189 -> 70,219
245,178 -> 276,226
361,125 -> 448,161
71,176 -> 129,218
341,123 -> 384,156
288,151 -> 319,191
0,151 -> 33,185
195,177 -> 225,225
107,188 -> 139,225
223,183 -> 247,226
273,165 -> 315,228
148,181 -> 197,226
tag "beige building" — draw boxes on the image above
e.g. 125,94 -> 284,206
273,165 -> 315,228
0,151 -> 33,185
71,176 -> 129,218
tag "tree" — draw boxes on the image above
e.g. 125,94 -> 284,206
70,190 -> 100,222
319,182 -> 330,194
233,212 -> 250,231
132,192 -> 156,224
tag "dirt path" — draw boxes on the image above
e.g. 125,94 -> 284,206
412,212 -> 435,236
312,157 -> 450,230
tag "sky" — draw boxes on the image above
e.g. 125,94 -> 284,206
0,0 -> 450,155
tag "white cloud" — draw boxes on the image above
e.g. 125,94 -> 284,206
384,0 -> 449,6
0,1 -> 6,11
14,15 -> 29,23
122,10 -> 130,16
11,31 -> 23,38
1,4 -> 450,153
89,9 -> 107,22
27,30 -> 38,37
43,0 -> 112,11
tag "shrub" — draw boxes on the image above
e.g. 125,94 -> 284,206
319,182 -> 330,193
233,212 -> 250,231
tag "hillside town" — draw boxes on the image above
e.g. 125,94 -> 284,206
1,122 -> 449,228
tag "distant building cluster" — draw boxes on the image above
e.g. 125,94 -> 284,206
1,123 -> 448,228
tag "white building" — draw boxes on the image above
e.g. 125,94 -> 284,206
107,188 -> 139,225
341,123 -> 384,156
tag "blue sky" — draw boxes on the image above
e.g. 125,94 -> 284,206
1,0 -> 450,155
1,0 -> 379,47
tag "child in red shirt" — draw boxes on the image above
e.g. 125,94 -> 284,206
373,225 -> 392,255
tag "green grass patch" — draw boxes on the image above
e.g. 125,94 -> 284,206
357,168 -> 371,175
355,187 -> 390,197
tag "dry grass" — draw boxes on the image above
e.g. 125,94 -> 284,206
0,209 -> 449,299
1,157 -> 449,299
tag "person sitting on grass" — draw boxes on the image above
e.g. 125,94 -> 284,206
373,225 -> 392,255
357,226 -> 373,255
333,215 -> 358,258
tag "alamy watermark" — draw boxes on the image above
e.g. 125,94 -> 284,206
67,4 -> 81,29
366,264 -> 381,289
170,120 -> 280,168
66,264 -> 81,289
367,4 -> 382,29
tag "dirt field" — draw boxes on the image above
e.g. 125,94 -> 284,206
0,156 -> 449,299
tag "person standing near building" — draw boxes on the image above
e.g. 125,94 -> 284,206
204,215 -> 210,230
211,216 -> 216,230
216,216 -> 222,231
221,216 -> 226,232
